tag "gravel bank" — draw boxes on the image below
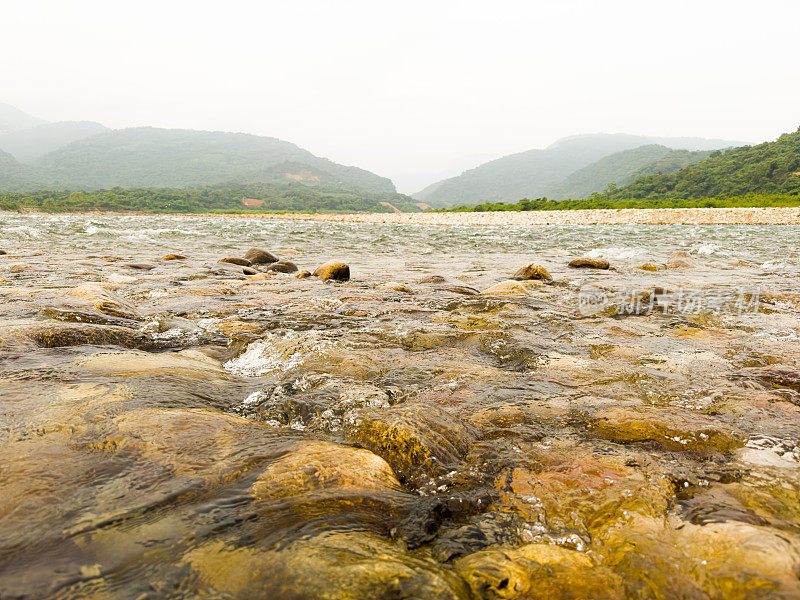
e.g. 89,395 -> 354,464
204,207 -> 800,225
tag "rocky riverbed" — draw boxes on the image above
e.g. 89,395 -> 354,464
1,214 -> 799,599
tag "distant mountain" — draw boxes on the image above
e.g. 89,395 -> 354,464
0,149 -> 30,190
25,127 -> 394,193
0,121 -> 109,162
0,103 -> 46,134
414,133 -> 741,206
596,127 -> 800,202
543,145 -> 712,200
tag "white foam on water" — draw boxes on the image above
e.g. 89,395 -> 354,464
584,246 -> 646,261
224,330 -> 338,376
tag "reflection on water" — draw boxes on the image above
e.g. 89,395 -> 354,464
1,214 -> 800,599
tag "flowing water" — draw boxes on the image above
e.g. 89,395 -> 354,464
1,214 -> 800,599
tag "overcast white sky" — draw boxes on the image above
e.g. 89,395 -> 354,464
2,0 -> 799,192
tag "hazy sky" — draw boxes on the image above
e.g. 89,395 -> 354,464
2,0 -> 799,192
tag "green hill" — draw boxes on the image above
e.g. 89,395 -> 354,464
543,145 -> 712,200
0,121 -> 109,162
595,127 -> 800,202
25,127 -> 395,193
413,133 -> 740,206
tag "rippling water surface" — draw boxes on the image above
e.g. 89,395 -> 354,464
1,214 -> 800,599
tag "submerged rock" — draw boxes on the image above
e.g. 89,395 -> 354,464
40,300 -> 140,328
295,270 -> 311,278
244,248 -> 279,264
419,275 -> 448,283
512,263 -> 552,281
455,543 -> 623,600
219,257 -> 251,266
69,283 -> 140,320
588,407 -> 743,453
265,260 -> 298,274
0,323 -> 152,350
185,530 -> 470,600
482,280 -> 536,296
666,250 -> 698,269
161,254 -> 186,260
122,262 -> 156,270
377,281 -> 413,293
314,260 -> 350,281
568,257 -> 610,269
345,402 -> 479,481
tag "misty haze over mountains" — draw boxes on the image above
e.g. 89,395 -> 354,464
0,103 -> 744,204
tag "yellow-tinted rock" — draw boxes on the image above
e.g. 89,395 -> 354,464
161,254 -> 186,260
313,260 -> 350,281
482,280 -> 538,296
185,530 -> 470,599
637,262 -> 662,271
454,543 -> 623,599
512,263 -> 552,281
345,402 -> 478,480
569,257 -> 610,269
589,407 -> 743,453
69,283 -> 139,319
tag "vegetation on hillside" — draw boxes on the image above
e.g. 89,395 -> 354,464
590,128 -> 800,202
444,194 -> 800,212
21,127 -> 395,193
0,184 -> 422,214
543,145 -> 711,200
414,133 -> 738,206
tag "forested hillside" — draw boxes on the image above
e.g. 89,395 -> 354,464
24,127 -> 395,193
593,128 -> 800,202
543,145 -> 711,200
413,133 -> 738,206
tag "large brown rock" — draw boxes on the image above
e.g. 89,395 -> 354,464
512,263 -> 552,281
219,257 -> 251,266
244,248 -> 279,264
314,260 -> 350,281
345,402 -> 479,481
265,260 -> 298,273
568,257 -> 610,269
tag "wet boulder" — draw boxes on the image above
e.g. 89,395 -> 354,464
219,257 -> 251,266
454,543 -> 623,600
265,260 -> 298,274
184,530 -> 470,600
294,270 -> 311,279
314,260 -> 350,281
637,262 -> 662,271
568,257 -> 610,269
250,440 -> 405,513
244,248 -> 279,265
161,254 -> 186,260
512,263 -> 552,281
345,402 -> 479,481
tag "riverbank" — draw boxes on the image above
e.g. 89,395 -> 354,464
200,206 -> 800,225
